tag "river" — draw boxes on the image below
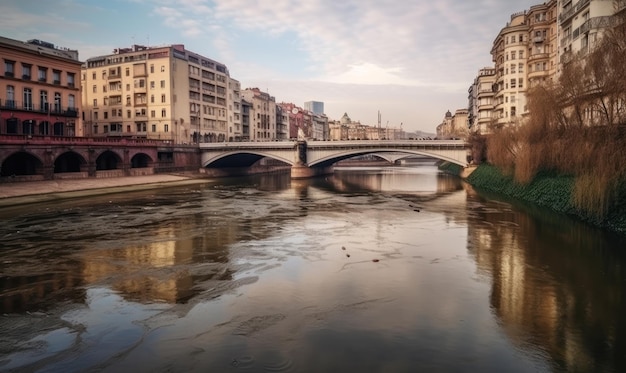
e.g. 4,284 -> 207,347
0,162 -> 625,372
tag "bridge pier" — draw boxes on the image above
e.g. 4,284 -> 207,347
290,165 -> 334,179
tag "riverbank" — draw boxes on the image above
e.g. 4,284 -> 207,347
0,174 -> 214,209
464,164 -> 626,235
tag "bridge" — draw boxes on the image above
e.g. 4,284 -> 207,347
200,140 -> 469,178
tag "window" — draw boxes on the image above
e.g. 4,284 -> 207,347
164,124 -> 169,132
67,73 -> 75,87
92,72 -> 96,80
125,67 -> 130,76
126,95 -> 131,105
23,88 -> 33,110
511,51 -> 516,60
40,90 -> 48,111
38,67 -> 47,82
511,35 -> 516,43
150,81 -> 155,89
127,110 -> 131,118
511,106 -> 517,117
511,64 -> 516,74
94,112 -> 99,120
161,65 -> 165,72
93,85 -> 97,93
519,63 -> 524,73
510,79 -> 516,88
160,80 -> 165,88
126,83 -> 130,91
151,110 -> 155,118
161,109 -> 167,117
53,70 -> 61,84
6,85 -> 15,107
54,93 -> 61,111
93,99 -> 98,107
93,125 -> 98,134
519,78 -> 524,88
150,94 -> 155,103
150,64 -> 154,73
22,64 -> 32,80
152,124 -> 157,132
161,94 -> 166,103
519,51 -> 524,59
4,60 -> 15,77
104,111 -> 108,119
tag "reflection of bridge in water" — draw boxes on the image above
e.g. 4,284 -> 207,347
201,140 -> 469,178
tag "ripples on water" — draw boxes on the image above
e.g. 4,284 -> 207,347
1,165 -> 625,372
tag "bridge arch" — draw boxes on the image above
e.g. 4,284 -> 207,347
1,151 -> 44,177
203,151 -> 294,168
96,150 -> 122,170
131,153 -> 153,168
54,151 -> 87,173
308,148 -> 467,168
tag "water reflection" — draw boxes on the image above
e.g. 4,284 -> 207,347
0,165 -> 625,372
466,191 -> 626,372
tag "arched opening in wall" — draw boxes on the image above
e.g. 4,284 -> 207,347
54,151 -> 86,173
6,118 -> 19,134
96,151 -> 121,170
131,153 -> 153,168
1,152 -> 43,177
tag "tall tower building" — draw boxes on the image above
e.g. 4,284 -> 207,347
81,44 -> 232,144
304,101 -> 324,115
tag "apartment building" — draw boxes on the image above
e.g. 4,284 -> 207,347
558,0 -> 617,65
0,37 -> 82,137
227,77 -> 242,141
241,88 -> 276,141
468,67 -> 496,134
528,0 -> 558,86
81,44 -> 231,144
491,11 -> 530,126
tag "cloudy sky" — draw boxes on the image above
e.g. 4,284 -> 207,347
0,0 -> 542,133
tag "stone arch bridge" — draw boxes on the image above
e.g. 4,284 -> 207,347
200,140 -> 470,178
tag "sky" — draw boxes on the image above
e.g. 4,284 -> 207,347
0,0 -> 543,133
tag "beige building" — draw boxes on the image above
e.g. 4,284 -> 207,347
558,0 -> 619,66
527,1 -> 558,87
241,88 -> 276,141
81,44 -> 232,144
491,11 -> 530,126
436,109 -> 469,139
468,67 -> 496,134
0,37 -> 82,136
227,77 -> 242,141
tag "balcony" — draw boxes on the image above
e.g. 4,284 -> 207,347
528,52 -> 549,62
4,71 -> 14,78
528,69 -> 549,80
22,74 -> 31,81
559,0 -> 590,23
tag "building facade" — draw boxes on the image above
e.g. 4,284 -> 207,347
227,77 -> 242,141
241,88 -> 277,141
0,37 -> 82,137
81,44 -> 232,144
468,67 -> 496,134
304,100 -> 324,115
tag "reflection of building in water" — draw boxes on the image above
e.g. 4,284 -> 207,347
81,222 -> 238,304
0,271 -> 86,313
465,201 -> 623,371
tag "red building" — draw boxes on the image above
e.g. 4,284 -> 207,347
0,36 -> 82,137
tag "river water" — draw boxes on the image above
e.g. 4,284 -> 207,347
1,163 -> 625,372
